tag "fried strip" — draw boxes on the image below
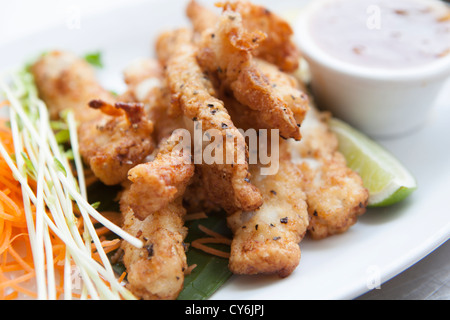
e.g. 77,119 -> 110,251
156,28 -> 263,214
31,51 -> 112,122
227,143 -> 309,278
222,1 -> 301,72
121,57 -> 184,143
31,51 -> 155,185
186,0 -> 218,39
182,170 -> 223,215
120,202 -> 188,300
122,129 -> 194,220
222,58 -> 309,133
119,130 -> 194,300
287,107 -> 369,239
196,6 -> 308,140
187,0 -> 301,72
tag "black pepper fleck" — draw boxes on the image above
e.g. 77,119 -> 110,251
145,244 -> 154,259
280,217 -> 288,224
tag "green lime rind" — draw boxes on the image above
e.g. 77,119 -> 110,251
329,117 -> 417,207
369,185 -> 417,208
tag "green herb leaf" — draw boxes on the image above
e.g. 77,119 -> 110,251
84,51 -> 103,68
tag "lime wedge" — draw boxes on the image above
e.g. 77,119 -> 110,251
329,117 -> 417,207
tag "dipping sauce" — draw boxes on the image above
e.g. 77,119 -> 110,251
310,0 -> 450,69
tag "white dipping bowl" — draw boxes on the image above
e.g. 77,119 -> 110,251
294,0 -> 450,138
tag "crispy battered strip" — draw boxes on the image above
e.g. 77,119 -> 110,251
182,170 -> 223,214
196,6 -> 308,140
122,129 -> 194,220
186,0 -> 218,39
120,202 -> 189,300
227,144 -> 309,278
76,105 -> 154,186
123,58 -> 164,87
287,107 -> 369,239
31,51 -> 112,122
255,58 -> 309,119
187,0 -> 301,72
155,28 -> 263,214
119,130 -> 195,300
121,58 -> 186,143
31,51 -> 155,185
221,1 -> 301,72
222,58 -> 309,133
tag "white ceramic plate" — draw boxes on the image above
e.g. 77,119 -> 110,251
1,0 -> 449,300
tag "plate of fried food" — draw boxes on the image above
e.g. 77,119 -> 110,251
0,0 -> 449,300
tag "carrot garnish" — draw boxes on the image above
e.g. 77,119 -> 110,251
190,225 -> 231,259
0,67 -> 140,300
0,119 -> 37,298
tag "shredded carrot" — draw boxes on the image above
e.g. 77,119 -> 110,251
0,118 -> 48,298
185,211 -> 208,221
191,238 -> 231,259
190,224 -> 232,259
0,119 -> 124,299
197,225 -> 231,242
117,271 -> 127,283
0,100 -> 9,109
